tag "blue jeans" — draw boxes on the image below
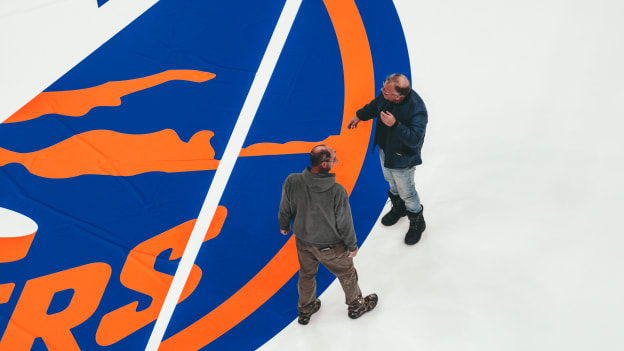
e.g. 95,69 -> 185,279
379,149 -> 422,213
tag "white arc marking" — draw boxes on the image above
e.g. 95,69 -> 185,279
0,207 -> 38,238
145,1 -> 302,350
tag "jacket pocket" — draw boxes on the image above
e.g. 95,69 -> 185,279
399,145 -> 416,156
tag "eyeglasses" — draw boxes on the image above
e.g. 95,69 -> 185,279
381,80 -> 400,97
324,154 -> 338,164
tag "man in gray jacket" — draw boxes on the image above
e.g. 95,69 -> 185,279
279,145 -> 378,325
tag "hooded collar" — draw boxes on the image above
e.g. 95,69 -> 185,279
302,167 -> 336,192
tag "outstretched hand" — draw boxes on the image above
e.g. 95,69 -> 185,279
347,116 -> 361,129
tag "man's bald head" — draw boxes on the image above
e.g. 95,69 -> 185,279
309,144 -> 337,173
310,145 -> 332,167
386,73 -> 411,96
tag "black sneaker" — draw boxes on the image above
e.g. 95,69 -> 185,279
298,299 -> 321,325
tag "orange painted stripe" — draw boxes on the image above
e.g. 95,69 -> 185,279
239,133 -> 367,194
158,237 -> 298,351
1,130 -> 365,179
0,129 -> 218,178
159,0 -> 375,349
4,70 -> 215,124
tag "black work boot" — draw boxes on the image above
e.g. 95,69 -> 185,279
381,191 -> 406,226
347,294 -> 378,319
404,206 -> 426,245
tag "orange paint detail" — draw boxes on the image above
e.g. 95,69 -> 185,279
161,0 -> 375,349
240,133 -> 367,193
0,263 -> 111,351
0,129 -> 219,178
0,283 -> 14,304
159,237 -> 298,350
96,206 -> 226,346
0,232 -> 36,263
4,70 -> 215,124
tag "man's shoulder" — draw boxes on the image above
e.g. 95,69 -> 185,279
283,171 -> 305,185
333,181 -> 346,190
402,90 -> 427,119
365,93 -> 384,106
331,182 -> 348,196
406,89 -> 424,105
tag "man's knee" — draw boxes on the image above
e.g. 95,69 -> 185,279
400,192 -> 417,202
298,269 -> 318,279
334,264 -> 357,280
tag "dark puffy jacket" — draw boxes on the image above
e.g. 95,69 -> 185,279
356,89 -> 427,168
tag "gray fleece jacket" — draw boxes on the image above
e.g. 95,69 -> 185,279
278,167 -> 358,251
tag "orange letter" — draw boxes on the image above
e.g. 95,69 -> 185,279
0,262 -> 111,351
0,283 -> 14,304
96,206 -> 226,346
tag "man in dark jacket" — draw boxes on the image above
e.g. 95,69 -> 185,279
348,73 -> 428,245
279,145 -> 377,325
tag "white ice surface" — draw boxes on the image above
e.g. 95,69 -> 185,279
259,0 -> 624,350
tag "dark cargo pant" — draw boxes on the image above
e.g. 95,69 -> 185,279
295,239 -> 362,313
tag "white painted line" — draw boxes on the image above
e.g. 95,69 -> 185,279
144,1 -> 302,350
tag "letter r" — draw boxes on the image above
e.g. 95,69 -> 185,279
0,262 -> 111,351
